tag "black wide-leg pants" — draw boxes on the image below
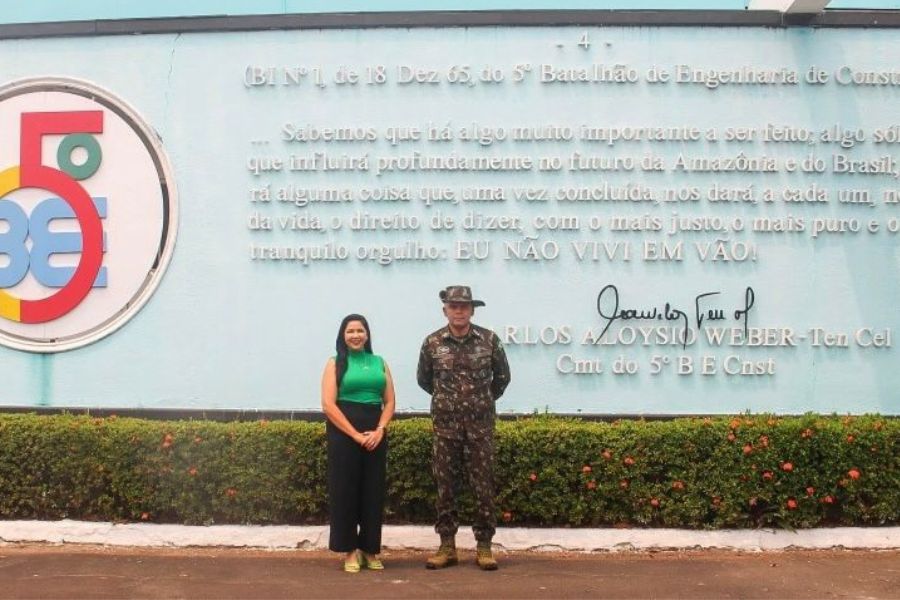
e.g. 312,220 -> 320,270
326,401 -> 387,554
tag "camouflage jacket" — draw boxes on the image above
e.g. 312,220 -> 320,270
417,324 -> 511,437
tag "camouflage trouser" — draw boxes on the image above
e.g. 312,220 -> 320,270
432,430 -> 496,543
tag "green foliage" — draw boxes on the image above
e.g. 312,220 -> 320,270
0,413 -> 896,528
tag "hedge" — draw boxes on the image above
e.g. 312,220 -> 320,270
0,413 -> 897,528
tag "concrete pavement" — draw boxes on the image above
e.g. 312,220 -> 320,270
0,545 -> 898,599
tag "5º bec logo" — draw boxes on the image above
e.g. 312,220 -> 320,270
0,78 -> 177,352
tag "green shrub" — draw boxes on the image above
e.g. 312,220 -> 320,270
0,413 -> 896,528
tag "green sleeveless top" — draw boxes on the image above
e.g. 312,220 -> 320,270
338,351 -> 386,405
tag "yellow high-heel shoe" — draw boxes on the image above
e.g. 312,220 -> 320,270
343,551 -> 361,573
360,552 -> 384,570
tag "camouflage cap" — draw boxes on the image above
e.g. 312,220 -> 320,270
439,285 -> 485,307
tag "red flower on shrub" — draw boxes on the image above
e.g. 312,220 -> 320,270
188,466 -> 198,477
727,432 -> 736,443
161,433 -> 174,449
762,470 -> 774,481
226,488 -> 237,498
806,486 -> 815,496
742,444 -> 753,455
758,435 -> 769,448
623,456 -> 635,467
650,498 -> 660,508
781,462 -> 794,473
786,498 -> 798,510
529,472 -> 538,483
582,465 -> 592,474
846,435 -> 855,443
193,436 -> 202,444
601,450 -> 613,461
711,496 -> 721,507
586,480 -> 597,490
141,512 -> 150,520
729,419 -> 741,430
822,495 -> 835,504
801,428 -> 813,439
672,480 -> 685,491
847,468 -> 861,480
502,511 -> 513,522
619,479 -> 629,490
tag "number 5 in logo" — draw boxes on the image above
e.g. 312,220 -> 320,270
0,78 -> 176,352
0,111 -> 105,323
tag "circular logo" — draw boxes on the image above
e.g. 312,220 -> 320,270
0,78 -> 177,352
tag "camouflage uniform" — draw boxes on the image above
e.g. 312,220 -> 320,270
417,321 -> 511,543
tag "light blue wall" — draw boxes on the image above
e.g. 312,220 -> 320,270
0,25 -> 898,414
7,1 -> 900,26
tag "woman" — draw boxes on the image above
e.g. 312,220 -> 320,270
321,314 -> 395,572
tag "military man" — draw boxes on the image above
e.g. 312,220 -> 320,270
417,285 -> 511,571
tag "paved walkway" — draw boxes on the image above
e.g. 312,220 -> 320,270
0,545 -> 898,599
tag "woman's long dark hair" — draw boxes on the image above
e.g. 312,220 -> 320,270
335,314 -> 373,389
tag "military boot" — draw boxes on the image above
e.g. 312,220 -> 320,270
425,536 -> 458,569
475,541 -> 498,571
